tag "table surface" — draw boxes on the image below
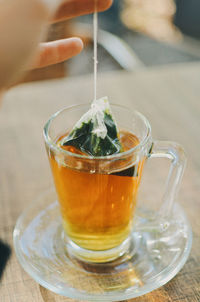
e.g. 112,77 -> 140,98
0,62 -> 199,302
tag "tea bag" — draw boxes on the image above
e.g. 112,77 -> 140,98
61,97 -> 123,156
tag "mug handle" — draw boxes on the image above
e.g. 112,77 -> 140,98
135,140 -> 187,232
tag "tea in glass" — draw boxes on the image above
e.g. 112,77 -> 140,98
49,130 -> 144,252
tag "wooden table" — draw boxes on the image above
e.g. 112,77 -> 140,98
0,62 -> 199,302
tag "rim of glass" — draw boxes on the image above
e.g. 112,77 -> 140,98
43,103 -> 151,160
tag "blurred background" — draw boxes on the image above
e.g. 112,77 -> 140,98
23,0 -> 200,81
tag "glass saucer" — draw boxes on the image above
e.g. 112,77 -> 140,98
13,189 -> 192,301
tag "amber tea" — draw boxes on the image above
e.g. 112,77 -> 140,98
49,130 -> 144,252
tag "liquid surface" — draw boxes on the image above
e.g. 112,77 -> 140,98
49,131 -> 143,251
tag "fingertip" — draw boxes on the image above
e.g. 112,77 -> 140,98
69,37 -> 84,54
98,0 -> 113,12
59,37 -> 84,59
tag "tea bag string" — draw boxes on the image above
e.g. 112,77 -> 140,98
93,2 -> 98,102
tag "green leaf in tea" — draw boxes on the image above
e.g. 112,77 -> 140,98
61,97 -> 123,156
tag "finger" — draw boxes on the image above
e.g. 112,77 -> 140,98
53,0 -> 112,22
33,37 -> 83,69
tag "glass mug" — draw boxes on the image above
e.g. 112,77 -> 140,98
44,104 -> 186,263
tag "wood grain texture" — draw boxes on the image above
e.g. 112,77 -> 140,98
0,62 -> 199,301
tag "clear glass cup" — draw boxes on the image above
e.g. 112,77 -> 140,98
43,103 -> 186,263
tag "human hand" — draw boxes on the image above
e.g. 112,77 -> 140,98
33,0 -> 112,69
0,0 -> 112,90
